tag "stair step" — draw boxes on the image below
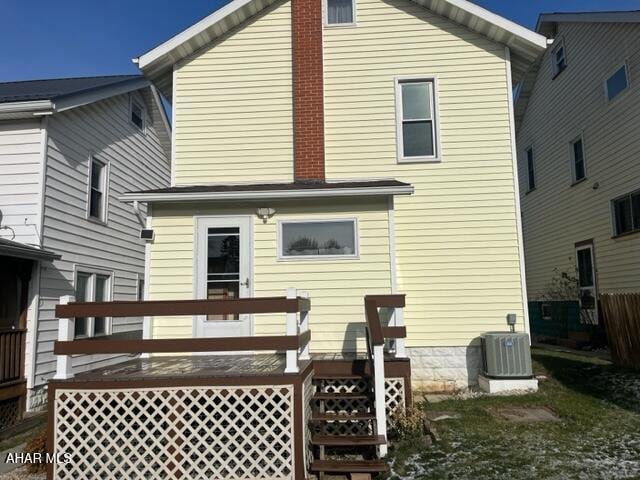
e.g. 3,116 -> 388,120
311,434 -> 385,446
313,392 -> 371,401
313,374 -> 371,380
310,459 -> 389,473
311,412 -> 375,422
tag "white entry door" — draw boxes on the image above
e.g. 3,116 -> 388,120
575,243 -> 598,325
195,216 -> 252,338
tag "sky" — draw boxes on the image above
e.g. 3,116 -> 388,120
1,0 -> 640,83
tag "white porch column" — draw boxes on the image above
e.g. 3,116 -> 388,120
298,291 -> 310,361
373,343 -> 388,457
284,287 -> 299,373
54,295 -> 75,380
394,306 -> 407,359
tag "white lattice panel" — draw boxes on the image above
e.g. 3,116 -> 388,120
53,385 -> 295,479
302,373 -> 314,471
385,377 -> 406,417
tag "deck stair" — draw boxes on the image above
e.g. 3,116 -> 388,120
309,372 -> 389,477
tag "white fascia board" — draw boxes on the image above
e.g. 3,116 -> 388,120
0,100 -> 53,115
120,185 -> 415,203
53,77 -> 150,112
136,0 -> 257,70
443,0 -> 547,49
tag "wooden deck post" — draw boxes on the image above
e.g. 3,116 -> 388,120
54,295 -> 75,380
285,288 -> 299,373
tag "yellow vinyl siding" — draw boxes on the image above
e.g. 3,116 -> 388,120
517,22 -> 640,297
148,198 -> 392,351
323,0 -> 525,346
173,0 -> 293,185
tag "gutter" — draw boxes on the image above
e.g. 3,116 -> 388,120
120,185 -> 415,203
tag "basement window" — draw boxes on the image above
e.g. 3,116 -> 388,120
325,0 -> 355,26
279,219 -> 358,259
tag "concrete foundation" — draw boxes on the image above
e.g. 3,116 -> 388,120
408,346 -> 482,392
478,374 -> 538,394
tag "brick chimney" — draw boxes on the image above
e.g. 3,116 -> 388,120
292,0 -> 326,182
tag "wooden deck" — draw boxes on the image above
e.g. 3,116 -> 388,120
65,353 -> 311,383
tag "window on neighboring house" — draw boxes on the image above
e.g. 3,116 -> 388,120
280,220 -> 357,259
551,40 -> 567,77
612,189 -> 640,236
137,278 -> 145,301
325,0 -> 355,25
570,137 -> 586,183
606,64 -> 629,101
130,97 -> 145,131
525,147 -> 535,191
396,78 -> 438,162
541,303 -> 553,321
88,158 -> 107,221
74,271 -> 112,338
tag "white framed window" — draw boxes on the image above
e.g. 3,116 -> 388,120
395,77 -> 439,162
525,146 -> 535,191
570,136 -> 586,184
74,270 -> 112,338
88,157 -> 108,222
278,219 -> 358,260
324,0 -> 355,26
611,188 -> 640,237
130,95 -> 146,131
605,63 -> 629,101
551,40 -> 567,77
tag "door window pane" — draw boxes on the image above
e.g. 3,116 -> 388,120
327,0 -> 353,24
576,248 -> 594,287
282,221 -> 356,257
207,228 -> 240,320
606,65 -> 628,101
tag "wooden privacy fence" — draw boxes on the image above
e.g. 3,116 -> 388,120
600,293 -> 640,369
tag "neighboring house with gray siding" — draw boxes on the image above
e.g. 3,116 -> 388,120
0,75 -> 171,411
515,12 -> 640,340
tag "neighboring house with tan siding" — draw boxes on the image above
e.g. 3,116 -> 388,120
127,0 -> 546,392
515,12 -> 640,341
0,75 -> 171,416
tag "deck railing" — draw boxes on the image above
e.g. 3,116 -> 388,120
53,288 -> 311,380
0,328 -> 26,385
364,294 -> 407,457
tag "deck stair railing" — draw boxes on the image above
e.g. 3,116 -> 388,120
364,294 -> 407,457
53,288 -> 311,380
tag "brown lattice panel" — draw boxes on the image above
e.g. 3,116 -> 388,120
0,397 -> 21,431
53,385 -> 295,479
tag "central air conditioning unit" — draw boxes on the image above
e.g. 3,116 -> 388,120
481,332 -> 533,379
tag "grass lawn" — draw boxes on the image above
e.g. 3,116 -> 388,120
387,348 -> 640,480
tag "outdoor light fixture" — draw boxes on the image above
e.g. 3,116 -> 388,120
256,207 -> 276,223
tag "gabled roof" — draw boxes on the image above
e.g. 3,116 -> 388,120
121,180 -> 414,202
537,10 -> 640,37
135,0 -> 547,100
0,74 -> 151,119
0,238 -> 60,261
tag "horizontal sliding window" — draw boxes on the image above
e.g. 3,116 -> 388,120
280,220 -> 357,258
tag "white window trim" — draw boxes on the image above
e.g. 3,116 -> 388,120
569,134 -> 587,184
610,187 -> 640,237
86,155 -> 109,224
525,145 -> 535,192
73,265 -> 114,339
394,75 -> 441,163
129,93 -> 147,132
550,38 -> 567,77
604,61 -> 630,102
277,218 -> 360,261
323,0 -> 357,27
